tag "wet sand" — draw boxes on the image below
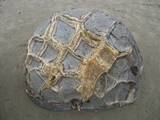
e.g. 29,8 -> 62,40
0,0 -> 160,120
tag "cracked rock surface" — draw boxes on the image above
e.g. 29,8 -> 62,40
25,9 -> 143,111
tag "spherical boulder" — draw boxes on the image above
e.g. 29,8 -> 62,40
25,9 -> 143,111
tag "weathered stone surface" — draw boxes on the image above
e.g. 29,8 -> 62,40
25,9 -> 143,111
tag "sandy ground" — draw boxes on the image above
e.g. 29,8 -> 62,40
0,0 -> 160,120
